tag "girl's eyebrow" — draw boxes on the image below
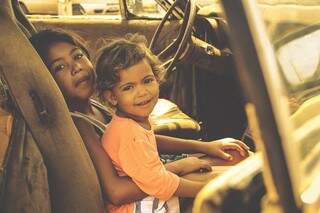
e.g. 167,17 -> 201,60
143,74 -> 155,79
141,74 -> 156,82
49,47 -> 79,68
70,47 -> 80,55
118,82 -> 133,90
118,74 -> 155,89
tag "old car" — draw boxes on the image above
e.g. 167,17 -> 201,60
0,0 -> 319,212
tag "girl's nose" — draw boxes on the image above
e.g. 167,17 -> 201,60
72,62 -> 82,75
137,85 -> 148,97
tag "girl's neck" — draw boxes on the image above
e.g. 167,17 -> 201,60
68,99 -> 93,114
116,110 -> 151,130
68,98 -> 108,124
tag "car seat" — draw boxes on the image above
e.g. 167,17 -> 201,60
0,0 -> 105,212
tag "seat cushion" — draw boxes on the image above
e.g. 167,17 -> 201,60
151,99 -> 201,138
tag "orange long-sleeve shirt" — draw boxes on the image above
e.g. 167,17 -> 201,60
102,115 -> 180,213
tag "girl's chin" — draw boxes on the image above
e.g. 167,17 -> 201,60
66,93 -> 92,102
118,111 -> 149,121
77,88 -> 94,99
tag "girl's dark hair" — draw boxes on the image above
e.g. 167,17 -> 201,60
29,29 -> 90,67
95,34 -> 164,99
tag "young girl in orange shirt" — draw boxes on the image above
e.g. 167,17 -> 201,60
95,35 -> 249,213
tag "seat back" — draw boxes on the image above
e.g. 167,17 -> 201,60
0,0 -> 104,212
12,0 -> 36,37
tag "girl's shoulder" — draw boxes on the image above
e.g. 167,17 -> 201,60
90,99 -> 112,123
107,115 -> 151,139
71,111 -> 105,135
103,116 -> 137,145
107,115 -> 135,132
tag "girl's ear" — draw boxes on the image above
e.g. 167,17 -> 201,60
104,90 -> 117,106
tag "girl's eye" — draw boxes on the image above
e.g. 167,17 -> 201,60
144,77 -> 155,84
53,63 -> 66,73
74,52 -> 84,60
122,85 -> 133,91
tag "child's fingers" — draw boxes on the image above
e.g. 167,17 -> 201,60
199,160 -> 212,172
233,140 -> 250,150
198,162 -> 212,172
220,138 -> 250,152
217,150 -> 233,161
223,143 -> 247,157
224,139 -> 250,150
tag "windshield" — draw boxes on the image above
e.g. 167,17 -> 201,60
197,0 -> 219,7
255,0 -> 320,201
19,0 -> 121,16
126,0 -> 166,18
257,0 -> 320,110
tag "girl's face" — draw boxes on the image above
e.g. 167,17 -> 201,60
105,58 -> 159,123
46,42 -> 95,103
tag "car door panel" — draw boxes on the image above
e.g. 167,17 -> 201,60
29,17 -> 181,56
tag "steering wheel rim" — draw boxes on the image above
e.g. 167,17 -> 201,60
149,0 -> 197,76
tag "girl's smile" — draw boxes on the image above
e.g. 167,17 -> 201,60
135,98 -> 152,106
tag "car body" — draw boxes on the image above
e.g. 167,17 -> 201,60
1,0 -> 320,212
18,0 -> 118,15
18,0 -> 57,14
73,0 -> 119,14
104,0 -> 119,12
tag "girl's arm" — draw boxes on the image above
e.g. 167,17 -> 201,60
74,118 -> 208,201
164,157 -> 212,176
155,134 -> 204,154
73,118 -> 146,205
155,135 -> 250,160
174,178 -> 206,197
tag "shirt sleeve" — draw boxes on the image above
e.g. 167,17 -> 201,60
118,128 -> 180,200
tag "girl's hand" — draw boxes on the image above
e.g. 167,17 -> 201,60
165,157 -> 212,176
202,138 -> 250,161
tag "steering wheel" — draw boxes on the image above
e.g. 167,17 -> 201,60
149,0 -> 197,76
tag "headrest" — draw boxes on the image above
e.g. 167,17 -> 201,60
0,0 -> 15,19
12,0 -> 37,37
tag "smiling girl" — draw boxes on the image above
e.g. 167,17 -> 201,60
95,36 -> 249,212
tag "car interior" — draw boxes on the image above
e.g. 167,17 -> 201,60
27,0 -> 248,143
1,0 -> 248,211
1,0 -> 319,212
